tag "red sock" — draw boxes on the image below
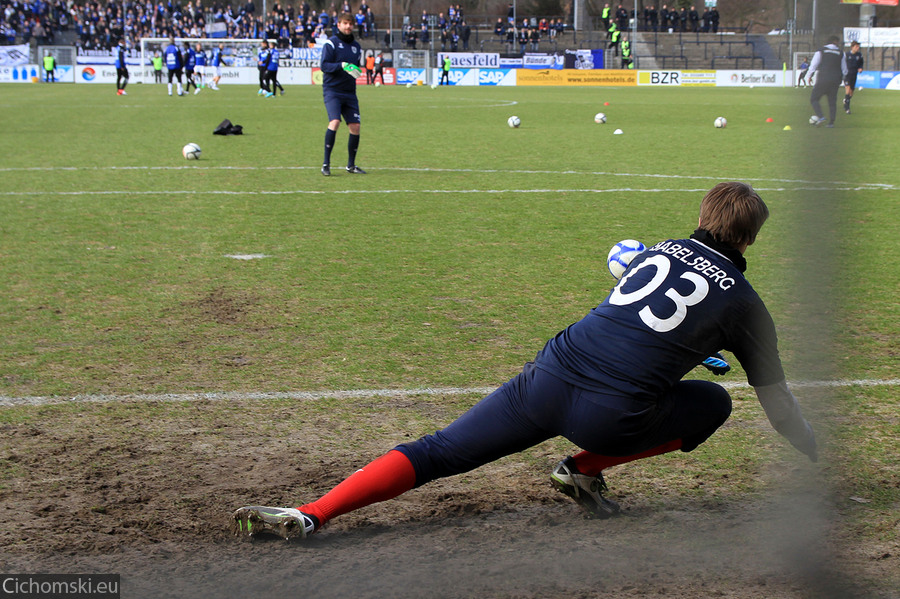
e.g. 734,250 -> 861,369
299,449 -> 416,526
571,439 -> 683,476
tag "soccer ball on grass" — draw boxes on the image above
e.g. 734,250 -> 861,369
714,116 -> 727,128
594,112 -> 607,124
607,239 -> 646,279
507,115 -> 521,128
182,143 -> 202,160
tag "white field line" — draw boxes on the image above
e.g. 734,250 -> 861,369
1,186 -> 892,198
1,379 -> 898,408
0,165 -> 896,191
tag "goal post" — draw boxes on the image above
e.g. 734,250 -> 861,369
138,37 -> 266,85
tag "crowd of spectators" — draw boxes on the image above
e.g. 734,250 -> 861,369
491,15 -> 567,54
602,4 -> 720,34
401,6 -> 473,51
0,0 -> 378,51
2,0 -> 608,55
400,4 -> 567,53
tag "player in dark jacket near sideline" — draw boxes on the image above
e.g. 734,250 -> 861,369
233,181 -> 818,540
843,41 -> 864,114
808,36 -> 848,127
114,39 -> 128,95
319,12 -> 365,176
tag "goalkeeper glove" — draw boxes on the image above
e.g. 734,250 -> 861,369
701,352 -> 731,376
342,62 -> 362,78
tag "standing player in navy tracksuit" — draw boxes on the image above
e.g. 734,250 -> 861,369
114,39 -> 128,95
318,12 -> 365,176
233,181 -> 818,540
257,39 -> 270,95
843,41 -> 864,115
182,41 -> 197,94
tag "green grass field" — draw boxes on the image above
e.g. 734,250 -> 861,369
1,81 -> 898,593
2,82 -> 896,395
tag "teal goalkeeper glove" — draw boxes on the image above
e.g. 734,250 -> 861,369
342,62 -> 362,78
701,352 -> 731,376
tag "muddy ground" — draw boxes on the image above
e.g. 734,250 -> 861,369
1,397 -> 896,599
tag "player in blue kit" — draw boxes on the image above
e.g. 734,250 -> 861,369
319,12 -> 366,176
193,43 -> 206,92
210,43 -> 224,90
264,43 -> 284,98
163,38 -> 183,97
233,182 -> 818,540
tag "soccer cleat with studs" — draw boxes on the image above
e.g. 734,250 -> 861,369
346,165 -> 367,174
321,164 -> 331,176
231,506 -> 319,540
550,457 -> 620,519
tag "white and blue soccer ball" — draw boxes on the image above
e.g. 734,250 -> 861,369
714,116 -> 727,128
182,142 -> 202,160
607,239 -> 646,279
594,112 -> 607,124
507,115 -> 521,128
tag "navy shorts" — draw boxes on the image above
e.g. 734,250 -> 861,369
324,92 -> 361,124
396,362 -> 732,487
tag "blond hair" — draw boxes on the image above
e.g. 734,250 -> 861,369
698,182 -> 769,247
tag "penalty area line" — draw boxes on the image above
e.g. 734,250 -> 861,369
1,379 -> 898,408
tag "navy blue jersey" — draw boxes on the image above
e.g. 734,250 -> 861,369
267,47 -> 279,72
211,47 -> 223,67
164,44 -> 182,70
183,47 -> 195,71
320,33 -> 362,94
115,45 -> 126,69
258,47 -> 270,68
845,51 -> 864,75
534,237 -> 785,400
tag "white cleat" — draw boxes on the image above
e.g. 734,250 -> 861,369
231,506 -> 319,539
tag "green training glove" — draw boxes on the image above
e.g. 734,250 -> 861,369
342,62 -> 362,78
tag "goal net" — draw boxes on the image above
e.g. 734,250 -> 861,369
138,37 -> 265,85
394,49 -> 433,84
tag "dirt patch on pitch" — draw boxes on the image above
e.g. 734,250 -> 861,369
0,398 -> 896,599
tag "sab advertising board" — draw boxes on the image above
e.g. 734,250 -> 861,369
1,64 -> 74,82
